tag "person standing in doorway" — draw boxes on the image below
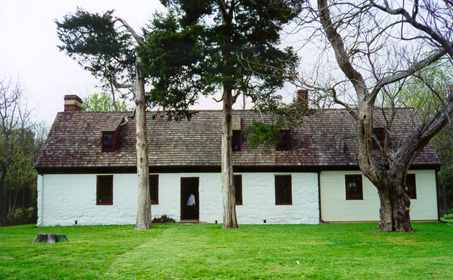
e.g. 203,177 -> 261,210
187,194 -> 196,206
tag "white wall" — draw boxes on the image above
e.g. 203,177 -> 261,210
409,170 -> 438,220
37,172 -> 320,226
237,173 -> 319,224
320,170 -> 438,222
37,174 -> 138,226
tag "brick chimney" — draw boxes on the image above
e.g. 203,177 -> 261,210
64,95 -> 83,112
297,89 -> 309,114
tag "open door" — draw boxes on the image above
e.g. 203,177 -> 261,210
181,177 -> 199,221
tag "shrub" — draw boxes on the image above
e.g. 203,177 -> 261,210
442,214 -> 453,220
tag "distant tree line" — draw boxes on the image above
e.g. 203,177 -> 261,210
82,93 -> 129,112
0,77 -> 47,226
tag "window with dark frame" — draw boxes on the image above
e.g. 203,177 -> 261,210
276,130 -> 289,151
275,175 -> 292,205
102,132 -> 114,151
345,175 -> 363,200
149,175 -> 159,205
232,130 -> 241,151
372,127 -> 385,150
97,175 -> 113,205
234,175 -> 243,205
102,127 -> 121,152
405,174 -> 417,199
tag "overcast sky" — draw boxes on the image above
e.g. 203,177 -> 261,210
0,0 -> 298,126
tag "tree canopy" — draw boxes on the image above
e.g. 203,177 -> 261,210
56,9 -> 135,87
138,0 -> 300,115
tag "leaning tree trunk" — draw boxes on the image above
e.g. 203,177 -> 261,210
221,87 -> 238,229
134,62 -> 152,230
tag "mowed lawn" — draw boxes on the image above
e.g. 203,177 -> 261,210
1,223 -> 452,279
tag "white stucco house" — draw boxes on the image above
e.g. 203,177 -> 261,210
35,95 -> 440,226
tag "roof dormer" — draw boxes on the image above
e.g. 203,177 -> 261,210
101,116 -> 126,152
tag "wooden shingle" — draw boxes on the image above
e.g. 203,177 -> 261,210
35,109 -> 440,172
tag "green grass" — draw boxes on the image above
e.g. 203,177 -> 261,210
1,223 -> 452,279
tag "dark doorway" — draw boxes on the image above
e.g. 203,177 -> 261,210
181,177 -> 199,221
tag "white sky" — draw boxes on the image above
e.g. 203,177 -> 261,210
0,0 -> 299,125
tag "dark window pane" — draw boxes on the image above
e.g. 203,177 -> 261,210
103,133 -> 114,151
406,174 -> 417,199
149,175 -> 159,204
345,175 -> 363,200
234,175 -> 242,205
232,130 -> 241,151
276,130 -> 289,151
97,175 -> 113,205
275,175 -> 292,205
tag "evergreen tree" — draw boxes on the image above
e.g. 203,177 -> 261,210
56,9 -> 152,229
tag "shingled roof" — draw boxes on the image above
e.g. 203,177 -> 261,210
35,108 -> 440,173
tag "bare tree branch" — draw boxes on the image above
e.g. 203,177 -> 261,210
370,46 -> 449,100
115,17 -> 145,45
370,0 -> 453,58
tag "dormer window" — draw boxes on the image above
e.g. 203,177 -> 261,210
232,115 -> 241,151
102,133 -> 114,151
372,127 -> 385,150
276,130 -> 289,151
101,116 -> 126,152
232,130 -> 241,151
102,127 -> 121,152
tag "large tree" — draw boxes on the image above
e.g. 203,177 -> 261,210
138,0 -> 301,228
297,1 -> 453,231
56,9 -> 152,229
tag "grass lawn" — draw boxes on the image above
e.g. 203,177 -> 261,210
1,223 -> 452,279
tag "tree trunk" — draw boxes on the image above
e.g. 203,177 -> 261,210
33,233 -> 68,243
377,187 -> 393,231
221,87 -> 238,229
0,171 -> 8,226
109,81 -> 118,112
114,18 -> 151,230
7,190 -> 19,224
392,189 -> 413,232
377,179 -> 413,232
134,62 -> 152,230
